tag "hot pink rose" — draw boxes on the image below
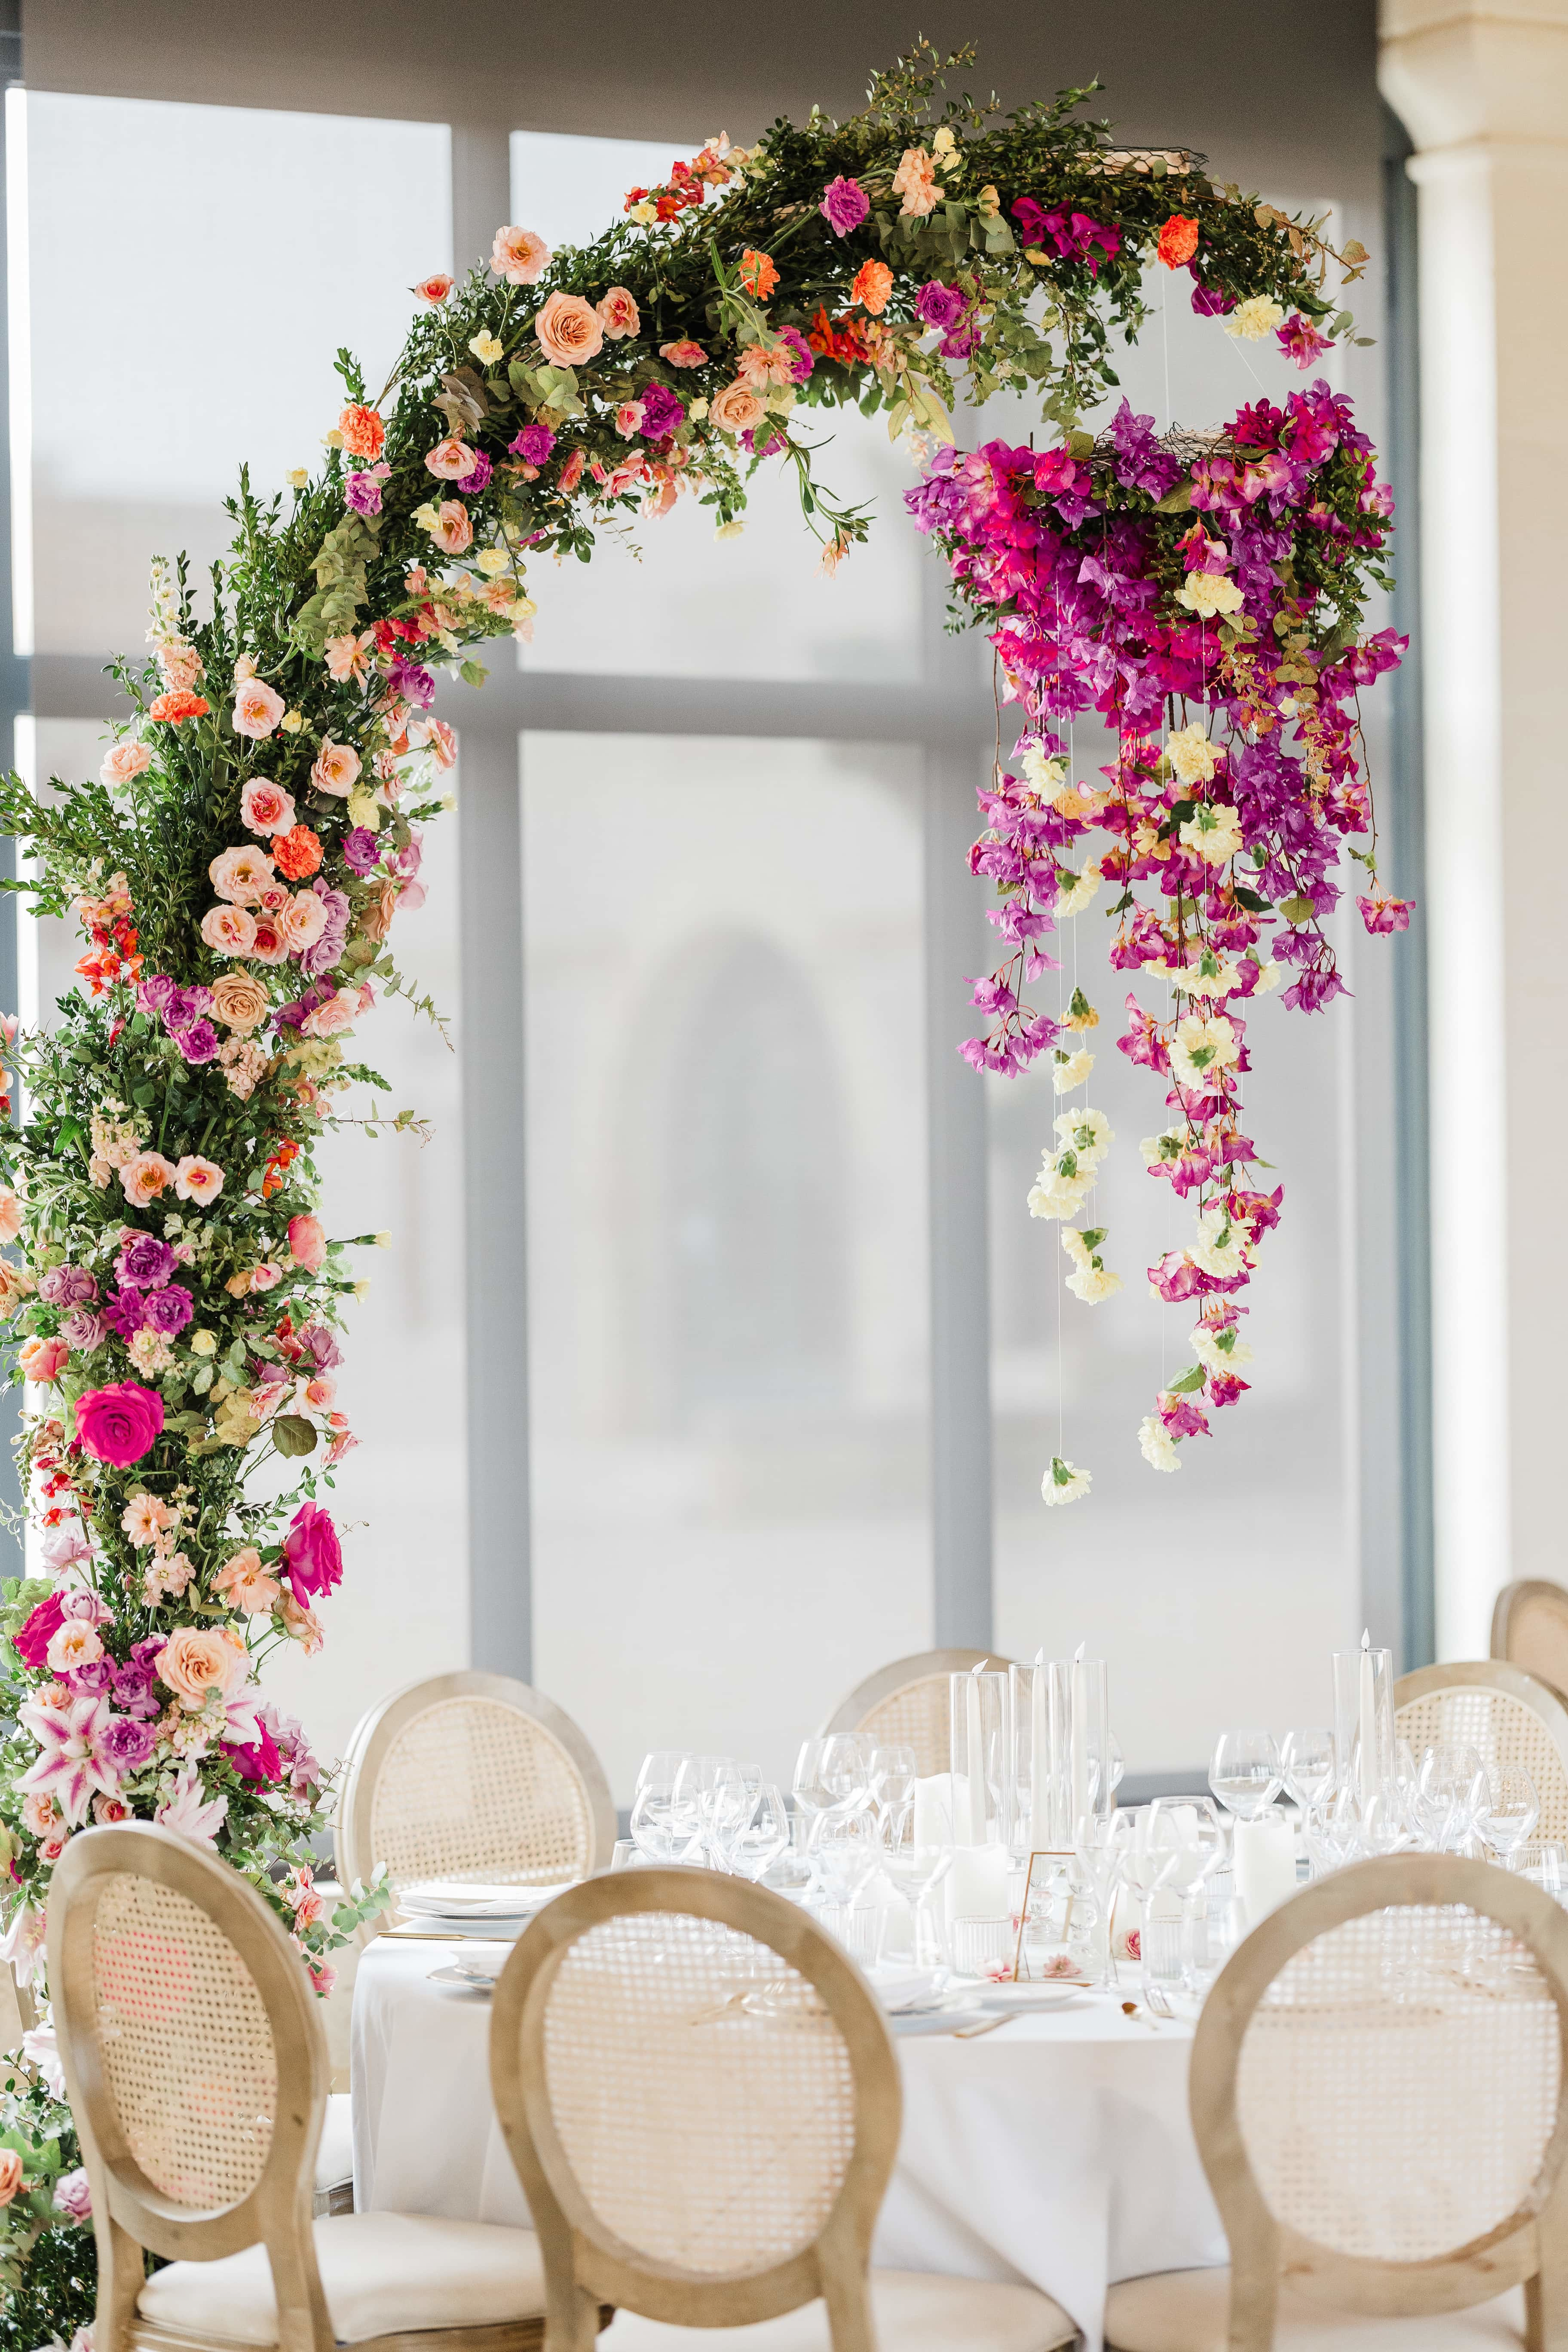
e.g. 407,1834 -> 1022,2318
287,1213 -> 327,1271
76,1381 -> 164,1467
282,1501 -> 343,1603
13,1592 -> 64,1671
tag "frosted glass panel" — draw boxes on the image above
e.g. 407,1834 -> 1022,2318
510,129 -> 922,681
25,92 -> 450,652
524,733 -> 932,1800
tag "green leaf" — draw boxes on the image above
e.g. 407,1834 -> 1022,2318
272,1414 -> 318,1459
1167,1364 -> 1207,1395
1154,479 -> 1194,514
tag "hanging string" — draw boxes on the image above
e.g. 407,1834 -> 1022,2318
1161,282 -> 1173,436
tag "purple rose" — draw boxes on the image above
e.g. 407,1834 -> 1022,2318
136,974 -> 176,1019
300,886 -> 350,979
118,1234 -> 175,1291
111,1652 -> 159,1720
345,470 -> 385,516
53,2168 -> 91,2223
165,984 -> 214,1030
455,449 -> 492,494
62,1654 -> 113,1696
103,1287 -> 150,1338
386,657 -> 435,710
60,1306 -> 106,1352
819,175 -> 870,237
39,1265 -> 97,1308
177,1019 -> 219,1064
282,1500 -> 343,1603
342,826 -> 380,876
509,423 -> 556,465
637,384 -> 685,442
143,1283 -> 193,1336
300,1320 -> 342,1371
916,281 -> 967,331
101,1713 -> 157,1773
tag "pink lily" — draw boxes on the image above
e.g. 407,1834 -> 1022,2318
18,1694 -> 119,1827
154,1765 -> 228,1850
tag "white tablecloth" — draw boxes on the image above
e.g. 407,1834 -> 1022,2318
351,1939 -> 1226,2352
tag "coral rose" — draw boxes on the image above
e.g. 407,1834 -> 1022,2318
423,437 -> 477,481
282,1500 -> 343,1603
231,678 -> 285,739
1157,214 -> 1200,269
311,739 -> 361,796
201,904 -> 258,957
492,225 -> 550,285
101,742 -> 152,787
158,1625 -> 242,1710
148,691 -> 209,723
422,500 -> 473,555
851,259 -> 894,315
18,1335 -> 68,1384
533,291 -> 604,368
0,1190 -> 20,1241
709,383 -> 765,435
119,1150 -> 176,1206
337,403 -> 385,459
272,825 -> 322,881
596,285 -> 641,338
210,844 -> 277,904
287,1212 -> 328,1271
249,915 -> 288,965
240,780 -> 294,836
659,340 -> 707,368
174,1155 -> 224,1205
0,2150 -> 22,2207
77,1381 -> 164,1467
414,273 -> 453,305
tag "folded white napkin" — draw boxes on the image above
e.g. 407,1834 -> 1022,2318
398,1879 -> 575,1920
870,1969 -> 946,2015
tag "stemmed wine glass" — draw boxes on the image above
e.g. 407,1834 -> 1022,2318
1208,1730 -> 1283,1822
1413,1746 -> 1486,1852
630,1753 -> 700,1862
1149,1798 -> 1228,1997
1109,1806 -> 1181,2003
881,1810 -> 953,1978
718,1784 -> 793,1882
1280,1728 -> 1335,1822
1477,1764 -> 1539,1865
867,1745 -> 917,1832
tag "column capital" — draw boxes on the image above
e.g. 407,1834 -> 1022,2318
1381,1 -> 1568,150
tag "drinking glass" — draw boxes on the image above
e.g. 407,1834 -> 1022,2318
1510,1841 -> 1568,1899
1110,1805 -> 1181,2000
867,1744 -> 917,1830
1280,1728 -> 1336,1815
813,1805 -> 882,1954
1414,1746 -> 1486,1852
1071,1816 -> 1121,1987
674,1755 -> 758,1866
634,1750 -> 690,1794
1478,1764 -> 1539,1863
881,1816 -> 952,1977
1209,1731 -> 1284,1822
630,1761 -> 701,1863
720,1784 -> 793,1882
1149,1798 -> 1228,1994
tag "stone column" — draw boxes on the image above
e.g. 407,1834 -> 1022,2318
1380,0 -> 1568,1653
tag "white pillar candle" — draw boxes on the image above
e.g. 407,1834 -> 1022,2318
1232,1813 -> 1296,1929
912,1773 -> 952,1850
1070,1642 -> 1090,1832
1029,1651 -> 1049,1854
1358,1629 -> 1377,1804
948,1842 -> 1010,1919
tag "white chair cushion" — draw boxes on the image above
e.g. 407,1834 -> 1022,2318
1105,2266 -> 1527,2351
136,2211 -> 546,2346
602,2268 -> 1077,2350
314,2092 -> 354,2192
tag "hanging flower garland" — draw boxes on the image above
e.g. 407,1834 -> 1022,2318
0,44 -> 1400,2331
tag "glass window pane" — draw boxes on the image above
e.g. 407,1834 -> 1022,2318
524,732 -> 932,1799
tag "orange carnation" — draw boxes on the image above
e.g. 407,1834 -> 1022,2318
271,824 -> 323,881
850,259 -> 894,316
1157,215 -> 1200,269
148,691 -> 210,723
738,248 -> 778,300
337,403 -> 385,459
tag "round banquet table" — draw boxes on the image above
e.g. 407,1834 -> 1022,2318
350,1937 -> 1226,2352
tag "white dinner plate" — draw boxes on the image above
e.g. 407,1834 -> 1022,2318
889,2006 -> 988,2037
399,1879 -> 574,1920
971,1980 -> 1090,2010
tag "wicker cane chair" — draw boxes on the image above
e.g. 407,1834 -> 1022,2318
1493,1584 -> 1568,1706
47,1821 -> 567,2352
1104,1853 -> 1568,2349
335,1670 -> 617,1895
489,1868 -> 1078,2352
1395,1661 -> 1568,1847
818,1650 -> 1018,1778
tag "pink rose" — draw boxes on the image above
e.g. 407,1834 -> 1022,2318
659,340 -> 707,368
209,845 -> 277,904
18,1335 -> 68,1384
201,904 -> 258,957
119,1151 -> 177,1206
410,718 -> 457,770
0,2149 -> 22,2207
0,1191 -> 20,1242
175,1156 -> 224,1205
282,1500 -> 343,1603
231,678 -> 286,739
13,1592 -> 64,1670
311,740 -> 361,796
240,779 -> 295,836
287,1213 -> 327,1271
279,892 -> 328,953
596,286 -> 641,339
77,1381 -> 165,1467
532,291 -> 604,368
423,437 -> 477,481
157,1624 -> 244,1709
422,500 -> 473,556
53,2167 -> 91,2221
492,225 -> 550,285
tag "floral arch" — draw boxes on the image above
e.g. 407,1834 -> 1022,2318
0,45 -> 1402,2334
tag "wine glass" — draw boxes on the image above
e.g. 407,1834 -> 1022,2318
1110,1806 -> 1181,2002
672,1755 -> 752,1866
1478,1764 -> 1539,1864
719,1784 -> 793,1882
1414,1746 -> 1486,1852
1209,1730 -> 1283,1822
813,1806 -> 882,1954
1071,1816 -> 1122,1987
630,1758 -> 701,1863
634,1750 -> 690,1794
882,1811 -> 953,1978
1149,1798 -> 1228,1996
867,1744 -> 917,1830
1280,1728 -> 1335,1817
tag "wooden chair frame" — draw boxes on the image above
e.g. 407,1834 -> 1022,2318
51,1822 -> 550,2352
489,1868 -> 903,2352
1189,1853 -> 1568,2349
1493,1583 -> 1568,1700
818,1648 -> 1016,1744
334,1670 -> 617,1895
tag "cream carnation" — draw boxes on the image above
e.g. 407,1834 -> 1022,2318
1166,723 -> 1219,785
1027,1163 -> 1091,1221
1170,1014 -> 1239,1090
1138,1414 -> 1182,1473
1179,803 -> 1245,864
1041,1457 -> 1091,1507
1054,1105 -> 1113,1168
1176,572 -> 1245,619
1052,1049 -> 1094,1093
1225,296 -> 1286,341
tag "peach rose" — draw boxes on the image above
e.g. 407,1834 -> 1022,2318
240,779 -> 294,836
46,1619 -> 103,1674
892,145 -> 940,217
709,383 -> 765,435
492,225 -> 550,284
101,742 -> 152,787
359,880 -> 399,944
120,1151 -> 177,1207
174,1156 -> 224,1205
312,739 -> 361,796
279,892 -> 327,953
424,436 -> 477,481
0,2149 -> 22,2206
597,285 -> 641,339
414,273 -> 453,305
201,904 -> 258,957
659,339 -> 707,368
302,1373 -> 337,1411
301,989 -> 357,1039
287,1212 -> 328,1271
0,1190 -> 21,1242
210,971 -> 270,1032
93,1795 -> 129,1825
19,1335 -> 68,1384
231,678 -> 286,739
21,1792 -> 58,1838
423,500 -> 473,556
213,1547 -> 281,1616
158,1624 -> 242,1709
533,291 -> 604,368
249,916 -> 289,966
210,845 -> 277,905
